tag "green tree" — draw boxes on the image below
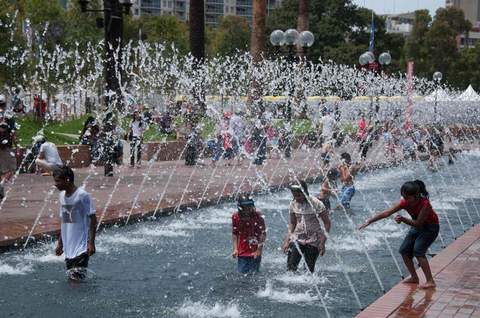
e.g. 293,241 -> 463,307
406,7 -> 471,83
404,9 -> 432,76
450,44 -> 480,90
424,20 -> 458,77
266,0 -> 404,70
428,7 -> 471,84
63,0 -> 103,48
209,16 -> 250,56
124,15 -> 189,53
21,0 -> 66,49
0,1 -> 27,86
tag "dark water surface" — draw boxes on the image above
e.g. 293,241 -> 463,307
1,152 -> 479,318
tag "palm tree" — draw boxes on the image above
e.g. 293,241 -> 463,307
297,0 -> 309,57
189,0 -> 205,61
250,0 -> 267,63
248,0 -> 267,117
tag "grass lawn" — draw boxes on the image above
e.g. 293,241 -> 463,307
16,115 -> 90,146
15,114 -> 353,147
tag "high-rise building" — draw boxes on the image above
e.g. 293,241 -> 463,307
131,0 -> 188,20
384,12 -> 415,36
445,0 -> 480,48
58,0 -> 68,9
132,0 -> 282,26
447,0 -> 480,27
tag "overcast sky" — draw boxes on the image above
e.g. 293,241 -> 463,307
352,0 -> 445,16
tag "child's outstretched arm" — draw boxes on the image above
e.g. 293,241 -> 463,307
358,202 -> 403,230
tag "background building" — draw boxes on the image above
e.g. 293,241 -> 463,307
131,0 -> 281,25
446,0 -> 480,26
446,0 -> 480,48
59,0 -> 68,9
384,12 -> 415,36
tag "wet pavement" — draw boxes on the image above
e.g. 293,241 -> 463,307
1,141 -> 380,249
356,224 -> 480,318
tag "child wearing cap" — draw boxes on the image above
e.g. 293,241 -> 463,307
231,195 -> 266,274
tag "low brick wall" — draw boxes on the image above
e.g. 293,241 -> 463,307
23,125 -> 480,168
16,144 -> 92,169
141,135 -> 312,162
142,141 -> 188,161
57,145 -> 91,168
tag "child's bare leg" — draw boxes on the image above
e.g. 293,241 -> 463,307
401,254 -> 419,284
417,256 -> 436,288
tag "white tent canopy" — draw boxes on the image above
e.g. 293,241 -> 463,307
425,88 -> 452,102
458,85 -> 480,101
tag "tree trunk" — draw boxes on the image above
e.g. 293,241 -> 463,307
104,0 -> 123,112
250,0 -> 267,63
248,0 -> 267,118
189,0 -> 205,61
297,0 -> 309,57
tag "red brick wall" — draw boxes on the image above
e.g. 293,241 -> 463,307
16,145 -> 92,169
57,145 -> 91,168
142,141 -> 187,161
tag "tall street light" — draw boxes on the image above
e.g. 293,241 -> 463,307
359,51 -> 391,117
270,29 -> 314,158
270,29 -> 296,158
296,31 -> 314,119
433,71 -> 443,123
79,0 -> 132,176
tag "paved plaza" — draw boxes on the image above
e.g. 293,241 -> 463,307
2,138 -> 480,318
357,224 -> 480,318
1,142 -> 373,249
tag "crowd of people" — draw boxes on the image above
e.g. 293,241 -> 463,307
47,159 -> 440,290
0,92 -> 462,289
231,175 -> 439,291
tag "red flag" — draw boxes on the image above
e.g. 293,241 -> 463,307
404,61 -> 414,131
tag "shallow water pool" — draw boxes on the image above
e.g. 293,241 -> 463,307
1,152 -> 479,318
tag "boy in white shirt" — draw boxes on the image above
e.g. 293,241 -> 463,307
34,135 -> 63,175
53,166 -> 97,280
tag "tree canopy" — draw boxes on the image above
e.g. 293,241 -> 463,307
0,0 -> 478,89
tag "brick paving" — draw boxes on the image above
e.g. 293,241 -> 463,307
2,142 -> 366,249
0,138 -> 475,251
356,224 -> 480,318
2,137 -> 480,318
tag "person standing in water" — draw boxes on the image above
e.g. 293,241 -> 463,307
231,195 -> 266,274
359,180 -> 439,289
53,166 -> 97,280
336,152 -> 361,210
317,169 -> 338,213
283,180 -> 331,273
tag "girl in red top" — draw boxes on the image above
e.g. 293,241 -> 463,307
231,195 -> 266,274
359,180 -> 439,289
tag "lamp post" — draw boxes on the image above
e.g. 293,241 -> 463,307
296,31 -> 314,119
378,52 -> 392,69
270,29 -> 314,158
377,52 -> 391,114
79,0 -> 132,176
433,71 -> 443,124
359,51 -> 391,117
